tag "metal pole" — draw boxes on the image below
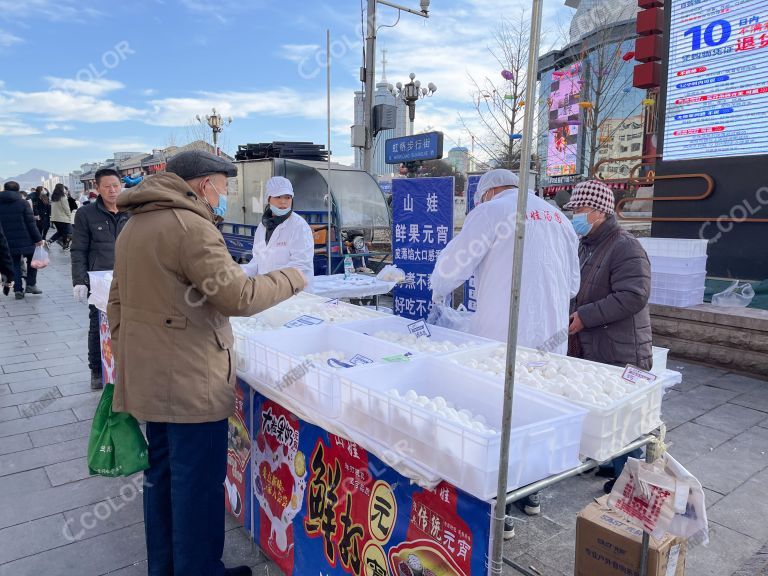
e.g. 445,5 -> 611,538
638,441 -> 656,576
326,29 -> 333,275
489,0 -> 543,573
362,0 -> 376,174
213,129 -> 219,156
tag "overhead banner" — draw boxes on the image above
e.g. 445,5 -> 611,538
546,61 -> 584,177
663,0 -> 768,160
249,387 -> 492,576
391,177 -> 454,320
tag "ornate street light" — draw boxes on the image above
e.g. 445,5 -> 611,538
196,108 -> 232,156
389,73 -> 437,135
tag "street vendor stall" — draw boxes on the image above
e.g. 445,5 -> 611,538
90,273 -> 687,576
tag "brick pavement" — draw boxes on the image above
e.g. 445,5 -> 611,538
1,247 -> 766,575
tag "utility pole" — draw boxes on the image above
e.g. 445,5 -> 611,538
361,0 -> 430,174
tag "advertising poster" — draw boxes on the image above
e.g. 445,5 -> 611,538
97,311 -> 115,385
546,62 -> 584,177
392,177 -> 454,320
663,0 -> 768,160
463,174 -> 482,313
225,380 -> 252,528
249,388 -> 491,576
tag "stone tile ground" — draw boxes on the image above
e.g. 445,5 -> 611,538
0,249 -> 766,575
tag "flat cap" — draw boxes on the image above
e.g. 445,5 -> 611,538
166,150 -> 237,180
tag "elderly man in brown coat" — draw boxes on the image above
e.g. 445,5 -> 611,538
108,150 -> 305,576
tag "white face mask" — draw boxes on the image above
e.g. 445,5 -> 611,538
270,205 -> 291,217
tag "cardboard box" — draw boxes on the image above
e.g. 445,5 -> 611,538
575,496 -> 686,576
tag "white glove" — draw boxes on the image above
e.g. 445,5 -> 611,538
73,285 -> 88,303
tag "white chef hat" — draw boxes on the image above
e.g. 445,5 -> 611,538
265,176 -> 294,201
474,169 -> 519,206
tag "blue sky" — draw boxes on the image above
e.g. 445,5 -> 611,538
0,0 -> 573,177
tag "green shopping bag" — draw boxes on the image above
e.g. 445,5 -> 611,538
87,383 -> 149,477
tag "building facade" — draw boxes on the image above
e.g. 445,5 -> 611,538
536,7 -> 647,194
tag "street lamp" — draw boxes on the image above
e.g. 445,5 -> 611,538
196,108 -> 232,156
389,73 -> 437,135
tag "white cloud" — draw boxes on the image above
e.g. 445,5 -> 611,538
147,88 -> 355,127
0,89 -> 142,123
11,136 -> 149,150
0,119 -> 40,136
0,29 -> 22,47
280,44 -> 321,64
44,123 -> 74,131
45,77 -> 124,96
141,88 -> 158,96
0,0 -> 100,22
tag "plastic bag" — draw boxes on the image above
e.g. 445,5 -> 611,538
607,453 -> 709,544
426,302 -> 472,333
87,383 -> 150,477
376,264 -> 406,283
30,245 -> 49,269
711,280 -> 754,307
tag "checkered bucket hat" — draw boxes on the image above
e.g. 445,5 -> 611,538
564,180 -> 615,215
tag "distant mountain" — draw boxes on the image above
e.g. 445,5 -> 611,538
0,169 -> 59,191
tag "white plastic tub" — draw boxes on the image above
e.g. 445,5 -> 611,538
649,255 -> 707,274
651,271 -> 706,292
651,346 -> 669,375
442,346 -> 664,461
337,316 -> 495,355
339,357 -> 586,500
243,325 -> 414,417
638,237 -> 708,258
649,286 -> 705,307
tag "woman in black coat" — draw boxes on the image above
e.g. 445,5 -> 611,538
30,186 -> 52,240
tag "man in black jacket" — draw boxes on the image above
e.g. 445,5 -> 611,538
71,168 -> 130,390
0,181 -> 44,298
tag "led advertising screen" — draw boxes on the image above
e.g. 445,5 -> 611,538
546,62 -> 584,177
663,0 -> 768,161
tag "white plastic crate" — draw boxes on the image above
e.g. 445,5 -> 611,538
244,325 -> 414,417
651,271 -> 706,292
336,316 -> 496,355
649,255 -> 707,274
638,237 -> 708,258
339,358 -> 586,500
651,346 -> 669,375
649,286 -> 705,307
441,346 -> 664,461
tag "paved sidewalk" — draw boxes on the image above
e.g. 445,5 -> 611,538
1,247 -> 766,575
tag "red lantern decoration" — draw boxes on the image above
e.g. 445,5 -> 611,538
622,51 -> 636,61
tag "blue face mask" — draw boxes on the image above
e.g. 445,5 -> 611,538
270,204 -> 291,217
572,212 -> 593,236
212,193 -> 227,218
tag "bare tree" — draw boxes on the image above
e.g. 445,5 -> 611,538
574,15 -> 641,176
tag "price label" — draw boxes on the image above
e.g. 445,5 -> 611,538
349,354 -> 374,366
284,315 -> 323,329
622,365 -> 657,385
407,319 -> 431,339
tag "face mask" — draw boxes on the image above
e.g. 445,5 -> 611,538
572,212 -> 593,236
270,204 -> 291,217
212,193 -> 227,218
202,180 -> 227,217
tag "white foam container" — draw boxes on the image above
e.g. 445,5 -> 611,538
338,357 -> 586,500
442,346 -> 664,462
651,346 -> 669,375
638,237 -> 708,258
243,324 -> 414,417
336,316 -> 496,355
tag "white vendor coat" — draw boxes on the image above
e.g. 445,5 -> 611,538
241,212 -> 315,282
431,189 -> 580,352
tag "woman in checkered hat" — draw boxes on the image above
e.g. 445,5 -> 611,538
565,179 -> 652,491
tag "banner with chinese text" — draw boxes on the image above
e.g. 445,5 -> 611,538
225,379 -> 252,528
392,177 -> 454,320
249,387 -> 491,576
